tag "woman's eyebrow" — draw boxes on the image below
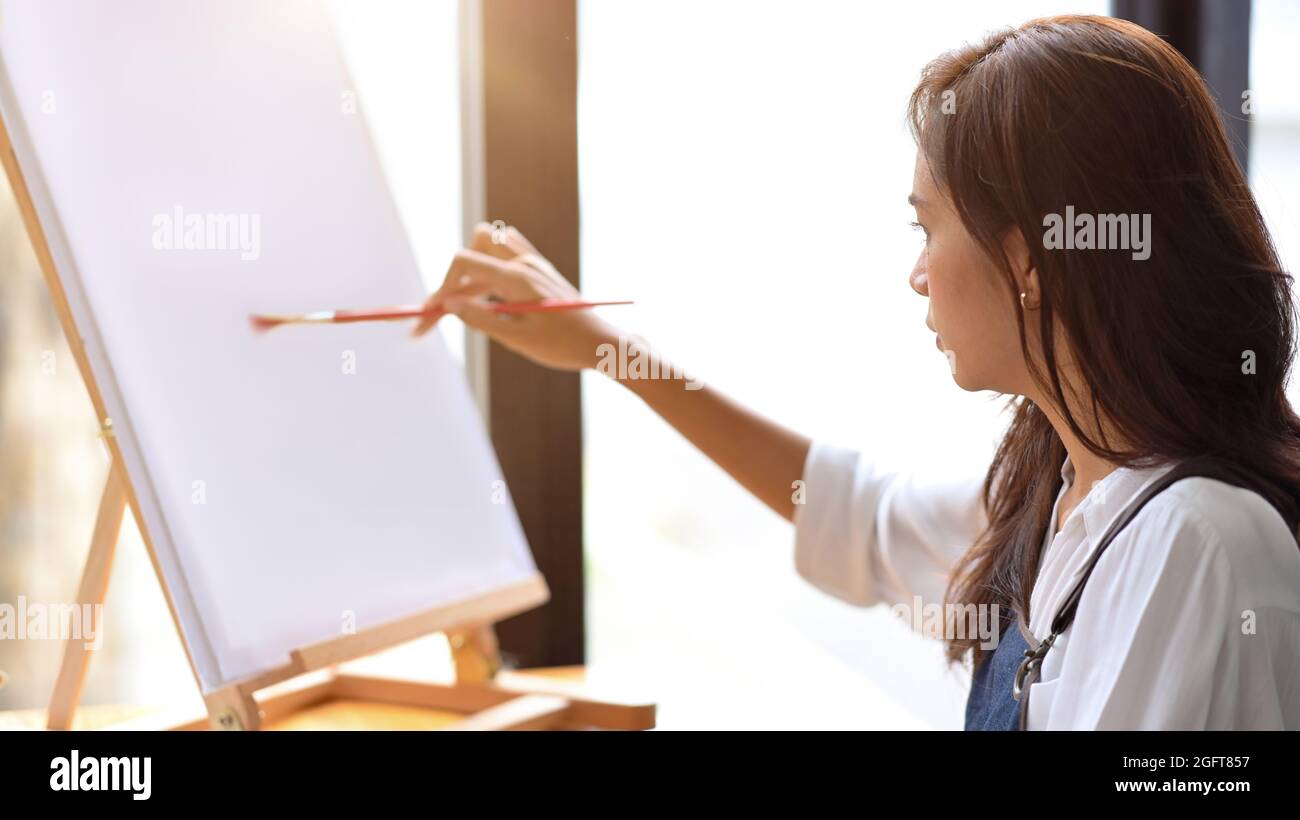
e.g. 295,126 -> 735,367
908,193 -> 927,208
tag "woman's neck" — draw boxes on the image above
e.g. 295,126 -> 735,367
1035,398 -> 1121,533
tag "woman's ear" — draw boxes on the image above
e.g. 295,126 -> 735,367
1003,226 -> 1040,309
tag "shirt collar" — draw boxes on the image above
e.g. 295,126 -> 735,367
1058,453 -> 1177,545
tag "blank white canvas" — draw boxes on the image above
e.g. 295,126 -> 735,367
0,0 -> 540,691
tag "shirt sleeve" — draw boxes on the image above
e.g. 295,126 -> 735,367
1037,498 -> 1235,729
791,440 -> 987,612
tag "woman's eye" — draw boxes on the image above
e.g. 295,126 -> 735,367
909,221 -> 930,241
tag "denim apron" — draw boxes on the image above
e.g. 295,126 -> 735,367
962,456 -> 1297,731
964,611 -> 1035,730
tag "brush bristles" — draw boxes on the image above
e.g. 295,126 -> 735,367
249,311 -> 337,331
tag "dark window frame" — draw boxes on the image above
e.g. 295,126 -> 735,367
1113,0 -> 1252,170
459,0 -> 584,668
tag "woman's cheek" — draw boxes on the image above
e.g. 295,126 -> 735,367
927,265 -> 954,339
928,272 -> 972,376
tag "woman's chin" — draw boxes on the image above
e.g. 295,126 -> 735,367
939,344 -> 958,375
939,346 -> 981,391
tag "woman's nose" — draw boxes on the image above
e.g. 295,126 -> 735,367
909,251 -> 929,296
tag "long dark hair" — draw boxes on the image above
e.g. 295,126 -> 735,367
906,15 -> 1300,667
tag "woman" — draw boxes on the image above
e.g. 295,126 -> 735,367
416,15 -> 1300,729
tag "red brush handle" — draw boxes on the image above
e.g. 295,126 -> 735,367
331,298 -> 631,322
489,299 -> 634,314
332,305 -> 428,323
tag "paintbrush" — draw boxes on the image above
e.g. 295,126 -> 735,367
250,298 -> 633,332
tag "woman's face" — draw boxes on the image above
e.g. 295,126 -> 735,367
908,151 -> 1034,395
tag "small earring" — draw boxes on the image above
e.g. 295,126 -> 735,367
1020,291 -> 1028,309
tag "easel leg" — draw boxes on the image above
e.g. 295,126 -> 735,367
448,624 -> 502,684
46,460 -> 128,730
204,686 -> 262,731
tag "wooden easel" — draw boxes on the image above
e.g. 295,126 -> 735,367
0,113 -> 655,734
44,472 -> 652,731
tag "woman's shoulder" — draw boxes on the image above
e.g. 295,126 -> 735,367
1149,475 -> 1296,546
1126,475 -> 1300,605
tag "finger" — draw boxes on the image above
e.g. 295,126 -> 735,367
437,248 -> 539,302
514,252 -> 579,296
440,296 -> 523,338
501,225 -> 540,257
430,270 -> 499,305
410,300 -> 447,338
469,221 -> 537,259
469,221 -> 515,261
416,249 -> 543,339
413,268 -> 505,338
416,247 -> 510,338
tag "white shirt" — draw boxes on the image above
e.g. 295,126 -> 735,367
793,441 -> 1300,729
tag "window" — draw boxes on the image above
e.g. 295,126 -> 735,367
578,0 -> 1108,728
1250,0 -> 1300,367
